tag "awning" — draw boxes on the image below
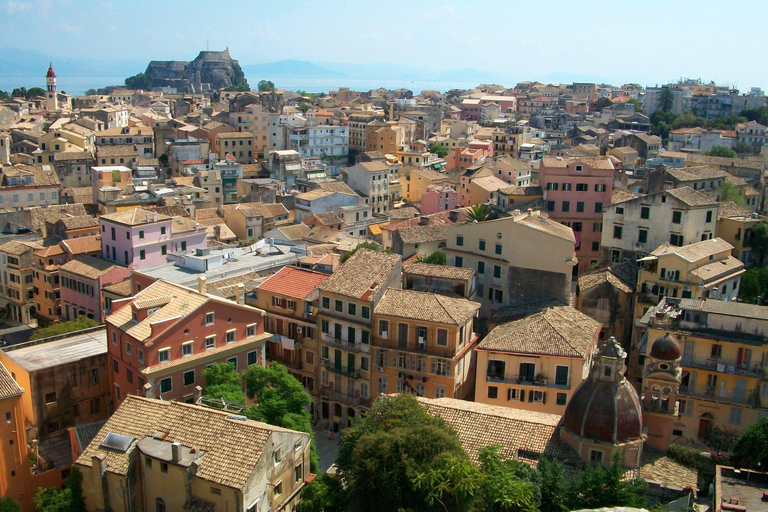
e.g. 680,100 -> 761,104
637,256 -> 658,262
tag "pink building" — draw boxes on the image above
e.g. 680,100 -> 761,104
99,208 -> 207,270
59,256 -> 131,322
539,156 -> 614,273
469,139 -> 494,158
420,185 -> 458,215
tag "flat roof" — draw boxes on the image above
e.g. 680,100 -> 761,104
3,328 -> 107,372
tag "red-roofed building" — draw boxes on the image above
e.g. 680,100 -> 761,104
253,266 -> 329,393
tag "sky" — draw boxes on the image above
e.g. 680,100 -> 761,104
2,0 -> 768,90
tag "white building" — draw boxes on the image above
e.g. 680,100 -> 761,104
346,161 -> 391,215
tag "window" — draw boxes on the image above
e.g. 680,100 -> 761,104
161,245 -> 167,256
546,182 -> 558,191
205,312 -> 214,325
561,201 -> 570,212
454,256 -> 463,268
274,481 -> 283,497
613,225 -> 623,239
729,407 -> 742,425
562,183 -> 572,191
295,462 -> 303,483
493,265 -> 501,278
348,303 -> 356,316
45,392 -> 56,404
519,362 -> 535,382
437,329 -> 448,346
576,202 -> 584,213
590,450 -> 603,464
479,239 -> 486,251
205,335 -> 216,349
160,227 -> 166,235
226,330 -> 236,343
640,206 -> 650,219
495,243 -> 502,255
594,202 -> 603,213
477,261 -> 485,275
160,377 -> 172,393
158,348 -> 170,363
672,211 -> 682,224
670,233 -> 684,246
335,300 -> 343,312
595,184 -> 606,192
322,297 -> 330,309
576,183 -> 588,192
160,462 -> 168,473
377,377 -> 388,394
183,370 -> 195,386
456,235 -> 464,246
556,392 -> 567,405
555,366 -> 569,386
182,342 -> 193,357
711,344 -> 722,358
139,230 -> 144,239
615,206 -> 624,215
547,200 -> 555,211
487,386 -> 498,399
227,357 -> 238,369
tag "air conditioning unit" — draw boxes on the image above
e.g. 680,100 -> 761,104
376,367 -> 384,373
683,285 -> 691,292
296,326 -> 302,333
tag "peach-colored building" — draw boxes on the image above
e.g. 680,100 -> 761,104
420,185 -> 458,215
539,156 -> 614,273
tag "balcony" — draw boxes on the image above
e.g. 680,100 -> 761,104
486,374 -> 571,390
679,385 -> 754,407
320,385 -> 367,407
322,359 -> 367,379
267,353 -> 303,372
322,333 -> 370,354
682,358 -> 763,379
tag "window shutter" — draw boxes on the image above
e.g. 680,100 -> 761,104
528,390 -> 534,402
507,388 -> 511,401
660,268 -> 667,278
431,358 -> 436,374
675,270 -> 680,281
520,391 -> 525,402
542,392 -> 546,405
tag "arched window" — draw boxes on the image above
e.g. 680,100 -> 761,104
156,498 -> 166,512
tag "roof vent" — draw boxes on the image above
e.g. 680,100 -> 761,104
226,415 -> 247,421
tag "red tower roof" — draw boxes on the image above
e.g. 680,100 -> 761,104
46,63 -> 56,78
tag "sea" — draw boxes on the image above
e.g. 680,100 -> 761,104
0,76 -> 491,98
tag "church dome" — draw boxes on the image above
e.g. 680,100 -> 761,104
650,332 -> 681,361
46,63 -> 56,78
561,337 -> 644,444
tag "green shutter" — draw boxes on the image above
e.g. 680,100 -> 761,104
528,390 -> 534,402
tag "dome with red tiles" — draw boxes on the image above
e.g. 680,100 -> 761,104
46,63 -> 56,78
650,332 -> 681,361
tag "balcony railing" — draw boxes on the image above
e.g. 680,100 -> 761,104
320,385 -> 367,407
322,333 -> 370,354
679,385 -> 754,407
682,358 -> 763,379
322,359 -> 367,379
486,374 -> 571,390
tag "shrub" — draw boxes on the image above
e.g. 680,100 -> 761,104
29,317 -> 99,341
668,443 -> 702,469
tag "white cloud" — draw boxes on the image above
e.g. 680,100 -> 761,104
5,1 -> 32,13
422,5 -> 459,20
61,22 -> 83,33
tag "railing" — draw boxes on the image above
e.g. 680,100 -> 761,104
486,374 -> 571,390
323,359 -> 366,379
268,354 -> 303,371
320,385 -> 367,406
682,358 -> 763,378
322,333 -> 370,354
679,385 -> 754,407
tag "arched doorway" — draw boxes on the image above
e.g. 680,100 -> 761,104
698,412 -> 714,441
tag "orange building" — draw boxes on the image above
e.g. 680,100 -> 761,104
0,362 -> 32,511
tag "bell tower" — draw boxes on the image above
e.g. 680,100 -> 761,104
641,332 -> 682,450
46,63 -> 58,111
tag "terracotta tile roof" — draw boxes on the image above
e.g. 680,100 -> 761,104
35,244 -> 66,258
149,204 -> 190,218
100,208 -> 172,227
60,236 -> 102,256
375,289 -> 479,324
31,204 -> 87,232
513,211 -> 576,242
632,446 -> 698,489
352,161 -> 390,173
416,397 -> 577,465
540,156 -> 614,170
319,249 -> 401,299
295,189 -> 335,201
398,224 -> 448,244
686,154 -> 765,170
404,262 -> 475,281
170,216 -> 200,234
96,145 -> 138,157
310,211 -> 343,226
102,278 -> 132,297
316,181 -> 359,196
194,208 -> 222,221
58,215 -> 99,230
1,163 -> 61,186
219,202 -> 264,217
500,185 -> 542,196
611,188 -> 641,205
60,256 -> 121,280
0,240 -> 43,256
717,201 -> 752,220
61,187 -> 94,205
388,207 -> 420,220
471,175 -> 511,192
261,203 -> 289,218
76,396 -> 308,490
256,265 -> 329,300
651,237 -> 733,263
578,260 -> 637,294
665,187 -> 718,207
53,151 -> 94,162
666,165 -> 728,182
689,256 -> 744,283
0,361 -> 23,400
275,224 -> 311,241
478,304 -> 599,357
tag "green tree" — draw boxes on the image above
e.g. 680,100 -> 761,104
202,362 -> 246,404
11,87 -> 27,98
564,453 -> 646,510
706,145 -> 738,158
590,97 -> 613,111
0,497 -> 21,512
659,87 -> 674,113
429,144 -> 448,158
413,455 -> 481,512
732,142 -> 754,156
468,204 -> 494,222
417,251 -> 446,265
32,487 -> 72,512
337,394 -> 466,512
297,103 -> 311,113
475,446 -> 540,512
83,89 -> 97,96
64,466 -> 85,512
739,267 -> 768,304
300,473 -> 348,512
30,317 -> 99,340
125,72 -> 152,90
224,85 -> 250,92
537,458 -> 568,512
731,418 -> 768,470
26,87 -> 46,98
626,98 -> 642,112
339,242 -> 387,263
751,220 -> 768,265
717,181 -> 746,207
258,80 -> 275,92
243,363 -> 318,471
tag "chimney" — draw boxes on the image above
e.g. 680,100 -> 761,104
142,382 -> 152,398
527,208 -> 533,217
198,276 -> 207,295
236,284 -> 245,305
448,210 -> 458,222
194,385 -> 203,402
419,215 -> 430,226
171,442 -> 181,464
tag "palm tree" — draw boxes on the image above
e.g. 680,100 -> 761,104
467,204 -> 493,222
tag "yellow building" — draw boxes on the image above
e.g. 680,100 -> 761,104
716,201 -> 761,265
0,362 -> 32,511
372,289 -> 480,400
317,249 -> 402,429
215,131 -> 254,163
637,297 -> 768,443
402,167 -> 451,203
0,240 -> 43,325
475,302 -> 600,415
635,238 -> 744,322
75,396 -> 311,512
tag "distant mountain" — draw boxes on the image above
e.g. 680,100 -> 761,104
0,47 -> 145,78
242,60 -> 346,79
